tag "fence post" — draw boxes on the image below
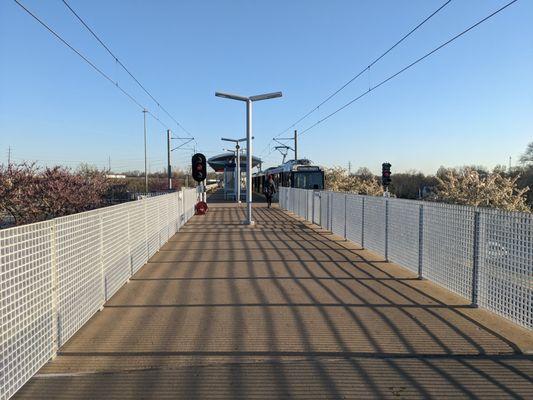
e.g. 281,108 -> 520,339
328,193 -> 333,232
418,204 -> 424,279
384,199 -> 389,261
344,193 -> 348,240
312,191 -> 315,223
471,210 -> 481,307
361,197 -> 365,249
50,220 -> 59,358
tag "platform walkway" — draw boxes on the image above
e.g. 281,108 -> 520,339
14,204 -> 533,399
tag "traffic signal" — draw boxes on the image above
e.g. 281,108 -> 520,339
382,162 -> 391,187
192,153 -> 207,182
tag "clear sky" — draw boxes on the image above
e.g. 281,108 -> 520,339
1,0 -> 532,174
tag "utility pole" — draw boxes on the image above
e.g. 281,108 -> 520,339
7,146 -> 11,165
348,161 -> 352,175
509,156 -> 512,171
294,130 -> 298,161
108,156 -> 111,171
167,129 -> 172,190
143,109 -> 148,193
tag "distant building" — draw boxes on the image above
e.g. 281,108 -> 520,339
105,174 -> 126,179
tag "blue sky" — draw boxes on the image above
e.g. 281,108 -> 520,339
1,0 -> 532,174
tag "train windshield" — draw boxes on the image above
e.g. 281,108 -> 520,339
293,171 -> 323,190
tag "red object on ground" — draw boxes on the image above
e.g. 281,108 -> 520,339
195,201 -> 208,215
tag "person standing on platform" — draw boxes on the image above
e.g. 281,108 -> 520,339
264,174 -> 276,208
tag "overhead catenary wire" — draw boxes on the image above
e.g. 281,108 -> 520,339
298,0 -> 519,137
258,0 -> 453,159
12,0 -> 175,133
273,0 -> 453,140
60,0 -> 196,143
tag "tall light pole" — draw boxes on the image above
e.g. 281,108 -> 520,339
215,91 -> 282,225
222,137 -> 247,203
143,109 -> 148,193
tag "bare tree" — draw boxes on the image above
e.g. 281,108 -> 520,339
519,141 -> 533,165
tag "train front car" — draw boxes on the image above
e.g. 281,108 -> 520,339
253,159 -> 324,201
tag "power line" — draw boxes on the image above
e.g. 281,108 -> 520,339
273,0 -> 453,139
258,0 -> 452,159
60,0 -> 196,142
298,0 -> 519,137
12,0 -> 170,131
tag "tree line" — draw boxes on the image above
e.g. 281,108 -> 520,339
325,142 -> 533,213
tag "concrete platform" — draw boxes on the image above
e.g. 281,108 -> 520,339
14,205 -> 533,399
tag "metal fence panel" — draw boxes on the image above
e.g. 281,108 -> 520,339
128,200 -> 148,273
388,199 -> 421,273
1,190 -> 197,400
362,196 -> 386,255
331,192 -> 346,238
277,187 -> 532,330
306,190 -> 314,222
55,210 -> 103,347
0,221 -> 54,400
479,209 -> 532,329
168,193 -> 179,236
101,205 -> 131,300
289,187 -> 295,213
299,189 -> 307,219
320,192 -> 329,229
422,203 -> 474,299
145,198 -> 160,258
296,189 -> 303,218
158,196 -> 170,244
345,194 -> 363,245
313,191 -> 321,225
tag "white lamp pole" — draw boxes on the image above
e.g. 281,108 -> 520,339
216,91 -> 282,225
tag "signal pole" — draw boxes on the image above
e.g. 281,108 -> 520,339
143,109 -> 148,193
382,162 -> 391,197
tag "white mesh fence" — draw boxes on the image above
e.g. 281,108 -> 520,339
0,189 -> 197,400
387,199 -> 421,274
320,191 -> 330,230
345,194 -> 363,245
0,221 -> 54,400
312,191 -> 321,225
478,209 -> 532,328
331,192 -> 346,238
362,196 -> 387,256
306,190 -> 314,222
422,203 -> 475,299
278,187 -> 532,330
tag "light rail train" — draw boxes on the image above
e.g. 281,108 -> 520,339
253,159 -> 324,194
